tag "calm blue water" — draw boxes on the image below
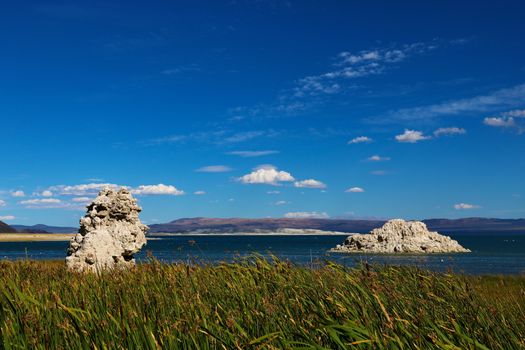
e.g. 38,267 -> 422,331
1,234 -> 525,275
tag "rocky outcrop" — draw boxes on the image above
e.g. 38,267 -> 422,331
66,188 -> 148,272
330,219 -> 470,253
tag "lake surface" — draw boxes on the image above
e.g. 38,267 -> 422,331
1,233 -> 525,275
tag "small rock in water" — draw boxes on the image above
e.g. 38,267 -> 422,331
330,219 -> 470,254
66,188 -> 148,272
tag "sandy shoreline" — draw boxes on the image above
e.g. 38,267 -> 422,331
0,233 -> 75,242
0,231 -> 350,242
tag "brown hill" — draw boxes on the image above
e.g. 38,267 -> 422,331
0,220 -> 16,233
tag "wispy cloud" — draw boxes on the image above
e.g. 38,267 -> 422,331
48,183 -> 185,196
223,131 -> 266,143
372,84 -> 525,123
194,190 -> 206,195
0,215 -> 15,221
227,103 -> 309,121
502,109 -> 525,118
348,136 -> 372,144
150,129 -> 278,145
284,211 -> 329,219
35,190 -> 54,197
395,129 -> 431,143
49,183 -> 120,196
293,40 -> 444,98
130,184 -> 184,196
196,165 -> 232,173
0,199 -> 6,207
227,150 -> 279,157
20,198 -> 65,209
230,39 -> 460,121
10,190 -> 25,198
72,197 -> 92,203
433,127 -> 466,137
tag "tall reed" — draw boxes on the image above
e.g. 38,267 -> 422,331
0,257 -> 523,349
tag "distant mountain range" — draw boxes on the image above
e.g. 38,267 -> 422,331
148,217 -> 525,234
2,217 -> 525,234
10,224 -> 77,234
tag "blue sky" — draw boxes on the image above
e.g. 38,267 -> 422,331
1,1 -> 524,226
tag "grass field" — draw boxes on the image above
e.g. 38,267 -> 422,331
0,257 -> 524,349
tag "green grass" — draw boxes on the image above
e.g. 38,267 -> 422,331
0,257 -> 524,349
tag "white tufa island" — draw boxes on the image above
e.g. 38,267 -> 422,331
66,188 -> 148,272
330,219 -> 470,254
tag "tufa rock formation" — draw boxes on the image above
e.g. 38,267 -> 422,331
330,219 -> 470,254
66,188 -> 148,272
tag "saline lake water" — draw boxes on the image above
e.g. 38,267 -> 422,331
1,233 -> 524,275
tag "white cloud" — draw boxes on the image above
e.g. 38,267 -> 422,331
395,129 -> 431,143
284,211 -> 329,219
274,200 -> 288,206
348,136 -> 372,144
11,190 -> 25,197
41,190 -> 53,197
433,127 -> 466,137
227,150 -> 279,157
483,117 -> 516,127
238,166 -> 295,186
294,179 -> 327,189
454,203 -> 481,210
72,197 -> 91,203
368,155 -> 390,161
483,109 -> 525,131
0,199 -> 5,207
194,190 -> 206,195
371,170 -> 387,176
130,184 -> 184,196
0,215 -> 15,221
267,190 -> 280,194
196,165 -> 232,173
345,187 -> 365,193
49,183 -> 120,196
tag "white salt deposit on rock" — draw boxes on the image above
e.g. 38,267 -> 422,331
66,188 -> 148,272
330,219 -> 470,253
